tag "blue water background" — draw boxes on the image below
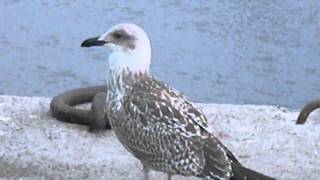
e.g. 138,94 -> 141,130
0,1 -> 319,108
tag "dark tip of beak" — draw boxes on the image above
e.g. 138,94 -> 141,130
81,36 -> 106,47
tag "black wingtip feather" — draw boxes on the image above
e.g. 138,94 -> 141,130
230,163 -> 276,180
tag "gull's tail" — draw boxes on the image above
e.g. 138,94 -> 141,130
230,163 -> 275,180
199,134 -> 275,180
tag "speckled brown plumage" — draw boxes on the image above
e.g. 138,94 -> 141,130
106,69 -> 237,179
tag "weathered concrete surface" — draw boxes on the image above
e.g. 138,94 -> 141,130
0,95 -> 319,179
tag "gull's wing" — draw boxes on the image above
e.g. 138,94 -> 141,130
123,75 -> 235,178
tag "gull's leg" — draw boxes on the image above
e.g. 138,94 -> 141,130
142,165 -> 149,180
167,173 -> 173,180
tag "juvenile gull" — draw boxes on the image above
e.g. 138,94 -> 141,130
81,23 -> 275,180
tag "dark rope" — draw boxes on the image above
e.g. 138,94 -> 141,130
50,85 -> 111,131
296,99 -> 320,124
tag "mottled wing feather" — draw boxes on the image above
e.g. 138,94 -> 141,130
133,75 -> 208,127
125,75 -> 234,178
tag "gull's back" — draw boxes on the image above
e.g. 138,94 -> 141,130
106,72 -> 233,178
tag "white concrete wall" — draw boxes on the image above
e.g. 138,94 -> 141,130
0,95 -> 319,179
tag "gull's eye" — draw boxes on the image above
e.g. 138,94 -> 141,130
114,33 -> 122,39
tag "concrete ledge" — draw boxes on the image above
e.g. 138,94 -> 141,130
0,95 -> 319,179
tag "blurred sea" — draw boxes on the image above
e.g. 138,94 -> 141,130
0,0 -> 319,108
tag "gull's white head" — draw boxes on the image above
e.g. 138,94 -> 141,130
81,23 -> 151,73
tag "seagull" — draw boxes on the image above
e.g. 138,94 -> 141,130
81,23 -> 275,180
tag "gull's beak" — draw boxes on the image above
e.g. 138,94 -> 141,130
81,36 -> 107,47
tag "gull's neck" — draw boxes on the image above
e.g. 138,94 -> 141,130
107,42 -> 151,94
108,50 -> 151,75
